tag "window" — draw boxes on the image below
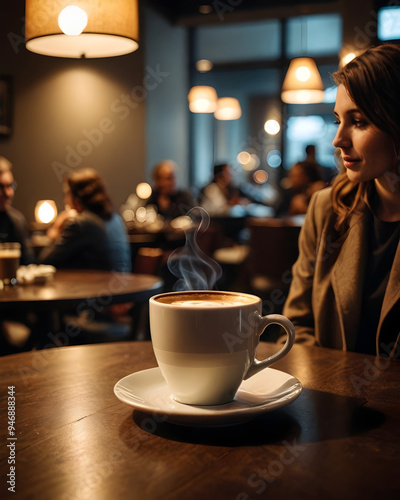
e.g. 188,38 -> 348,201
190,13 -> 342,193
196,19 -> 281,63
377,7 -> 400,41
286,14 -> 342,57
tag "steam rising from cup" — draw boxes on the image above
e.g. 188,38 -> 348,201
167,207 -> 222,291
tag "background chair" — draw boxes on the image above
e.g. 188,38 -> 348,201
242,217 -> 301,342
244,217 -> 301,308
64,247 -> 165,345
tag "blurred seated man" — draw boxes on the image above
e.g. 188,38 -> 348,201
145,160 -> 196,220
0,157 -> 35,354
200,163 -> 250,216
275,161 -> 326,216
0,156 -> 35,265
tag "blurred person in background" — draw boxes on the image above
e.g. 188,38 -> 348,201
275,160 -> 326,216
200,163 -> 251,216
0,156 -> 35,265
0,156 -> 35,354
145,160 -> 196,220
39,168 -> 133,339
39,167 -> 131,272
305,144 -> 337,183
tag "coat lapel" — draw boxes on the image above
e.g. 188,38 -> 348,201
331,211 -> 369,351
379,240 -> 400,333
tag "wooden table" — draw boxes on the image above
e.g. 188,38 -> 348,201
0,270 -> 163,348
0,341 -> 399,499
0,270 -> 163,311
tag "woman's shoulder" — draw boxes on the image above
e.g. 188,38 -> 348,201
306,186 -> 337,232
71,211 -> 107,235
309,186 -> 333,213
107,211 -> 126,229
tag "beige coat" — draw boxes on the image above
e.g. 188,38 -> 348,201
283,187 -> 400,357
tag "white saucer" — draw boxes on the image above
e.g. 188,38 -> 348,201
114,367 -> 302,427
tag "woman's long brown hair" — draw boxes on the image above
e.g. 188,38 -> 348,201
331,43 -> 400,230
66,168 -> 113,220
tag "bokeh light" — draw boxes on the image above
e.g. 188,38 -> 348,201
136,182 -> 152,199
267,149 -> 282,168
196,59 -> 213,72
264,119 -> 280,135
253,170 -> 268,184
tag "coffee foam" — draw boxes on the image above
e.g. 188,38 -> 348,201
155,292 -> 257,306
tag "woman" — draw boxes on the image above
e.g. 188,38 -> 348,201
283,43 -> 400,357
40,168 -> 131,272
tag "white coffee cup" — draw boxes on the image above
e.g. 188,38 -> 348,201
149,290 -> 295,406
0,242 -> 21,285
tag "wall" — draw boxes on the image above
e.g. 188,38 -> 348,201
144,7 -> 190,188
0,1 -> 146,221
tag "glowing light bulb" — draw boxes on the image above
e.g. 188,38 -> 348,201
295,66 -> 311,82
136,182 -> 152,199
264,119 -> 280,135
253,170 -> 268,184
237,151 -> 252,165
37,201 -> 56,223
136,207 -> 147,223
196,59 -> 213,72
342,52 -> 356,66
58,6 -> 88,36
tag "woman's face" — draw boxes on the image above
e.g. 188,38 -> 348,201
332,84 -> 398,185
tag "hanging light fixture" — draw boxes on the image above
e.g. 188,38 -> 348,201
188,86 -> 218,113
214,97 -> 242,120
25,0 -> 139,58
281,57 -> 324,104
281,17 -> 324,104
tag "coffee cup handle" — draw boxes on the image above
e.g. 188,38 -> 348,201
244,314 -> 295,380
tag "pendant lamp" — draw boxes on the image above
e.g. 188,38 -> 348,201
281,57 -> 324,104
25,0 -> 139,58
214,97 -> 242,120
188,86 -> 218,113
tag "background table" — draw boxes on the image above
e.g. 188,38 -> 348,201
0,341 -> 399,499
0,270 -> 163,311
0,270 -> 163,349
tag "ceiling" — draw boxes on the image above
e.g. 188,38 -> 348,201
145,0 -> 341,26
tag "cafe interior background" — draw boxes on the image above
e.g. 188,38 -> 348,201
1,0 -> 397,225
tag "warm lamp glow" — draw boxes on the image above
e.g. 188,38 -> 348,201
237,151 -> 252,165
136,182 -> 152,199
58,6 -> 88,36
240,153 -> 259,171
341,52 -> 356,66
196,59 -> 213,72
188,86 -> 218,113
281,57 -> 324,104
253,170 -> 268,184
214,97 -> 242,120
25,0 -> 139,58
264,119 -> 280,135
35,200 -> 58,224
